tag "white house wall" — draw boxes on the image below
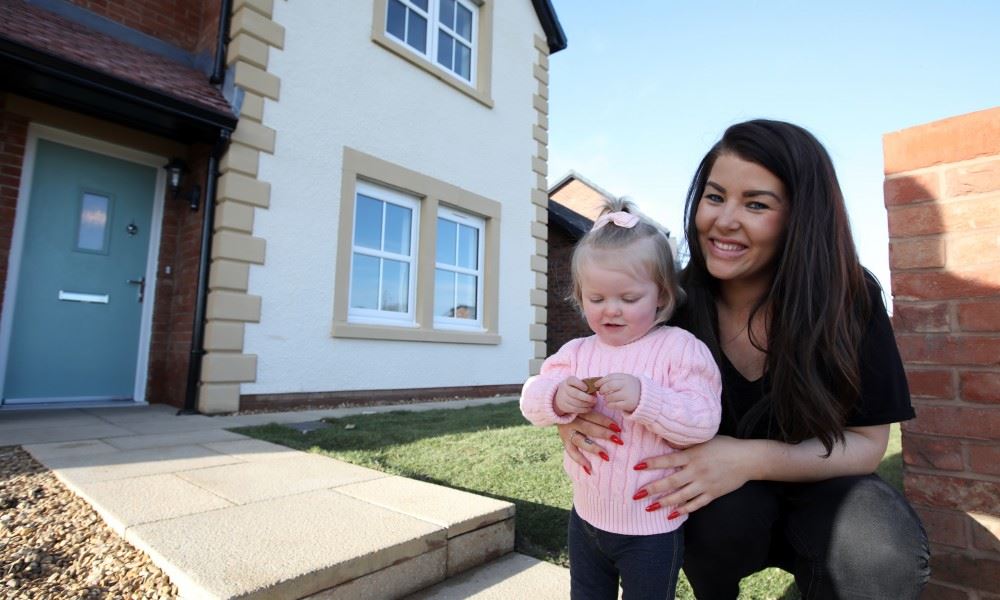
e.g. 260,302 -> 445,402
243,2 -> 544,394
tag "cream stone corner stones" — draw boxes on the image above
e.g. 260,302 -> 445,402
528,33 -> 551,376
199,0 -> 284,414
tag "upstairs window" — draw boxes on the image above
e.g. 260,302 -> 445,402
385,0 -> 478,83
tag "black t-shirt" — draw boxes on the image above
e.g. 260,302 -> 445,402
677,278 -> 915,441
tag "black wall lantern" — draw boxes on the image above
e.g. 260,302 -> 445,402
164,158 -> 202,211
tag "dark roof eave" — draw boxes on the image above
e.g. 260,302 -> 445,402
532,0 -> 567,53
548,199 -> 592,238
0,37 -> 236,143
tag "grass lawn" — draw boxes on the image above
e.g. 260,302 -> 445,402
235,401 -> 903,600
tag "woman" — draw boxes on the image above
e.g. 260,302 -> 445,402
558,120 -> 929,599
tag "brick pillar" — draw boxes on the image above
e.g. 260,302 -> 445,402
883,106 -> 1000,599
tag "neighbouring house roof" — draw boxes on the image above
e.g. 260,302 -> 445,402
531,0 -> 568,53
0,0 -> 236,142
549,171 -> 675,240
548,170 -> 617,223
549,170 -> 617,202
548,198 -> 593,238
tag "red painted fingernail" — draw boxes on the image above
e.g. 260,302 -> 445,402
668,511 -> 681,520
645,502 -> 662,512
608,423 -> 622,433
599,451 -> 610,462
632,489 -> 648,500
583,465 -> 591,476
610,435 -> 624,445
633,462 -> 647,471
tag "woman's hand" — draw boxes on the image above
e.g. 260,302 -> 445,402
634,436 -> 758,516
557,412 -> 623,475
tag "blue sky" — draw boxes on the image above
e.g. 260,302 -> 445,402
546,1 -> 1000,290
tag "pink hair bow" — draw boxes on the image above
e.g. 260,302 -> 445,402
592,211 -> 640,230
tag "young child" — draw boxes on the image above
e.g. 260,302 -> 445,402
520,198 -> 722,599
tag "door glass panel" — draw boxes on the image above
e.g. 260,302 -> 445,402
76,192 -> 111,253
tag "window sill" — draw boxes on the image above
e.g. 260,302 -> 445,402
332,321 -> 501,345
371,36 -> 494,109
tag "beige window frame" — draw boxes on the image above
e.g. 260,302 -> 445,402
333,147 -> 501,344
371,0 -> 494,108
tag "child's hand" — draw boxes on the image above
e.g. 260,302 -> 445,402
554,376 -> 597,416
598,373 -> 640,413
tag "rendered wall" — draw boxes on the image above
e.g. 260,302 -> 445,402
242,2 -> 544,394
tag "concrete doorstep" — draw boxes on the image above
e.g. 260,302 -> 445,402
8,399 -> 571,598
0,399 -> 569,600
23,434 -> 531,598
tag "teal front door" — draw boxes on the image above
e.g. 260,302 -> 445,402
3,139 -> 158,404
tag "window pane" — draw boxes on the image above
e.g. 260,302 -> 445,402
381,259 -> 409,312
77,193 -> 110,252
412,0 -> 428,11
350,254 -> 380,309
437,30 -> 454,69
354,194 -> 383,250
407,12 -> 427,52
439,0 -> 455,26
437,218 -> 457,266
455,42 -> 471,80
384,202 -> 412,255
457,224 -> 478,269
434,269 -> 456,317
456,273 -> 477,319
455,3 -> 472,41
387,0 -> 406,39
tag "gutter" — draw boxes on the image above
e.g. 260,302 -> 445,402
210,0 -> 233,84
180,131 -> 230,415
182,0 -> 236,414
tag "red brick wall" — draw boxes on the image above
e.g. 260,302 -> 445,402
883,106 -> 1000,599
146,145 -> 209,407
546,225 -> 591,357
66,0 -> 221,55
0,102 -> 29,318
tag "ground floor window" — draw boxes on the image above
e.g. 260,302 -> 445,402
334,147 -> 500,344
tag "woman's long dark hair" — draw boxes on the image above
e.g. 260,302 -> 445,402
679,119 -> 871,455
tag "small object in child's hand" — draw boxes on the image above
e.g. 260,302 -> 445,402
582,377 -> 601,394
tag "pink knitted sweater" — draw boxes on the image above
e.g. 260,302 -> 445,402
520,326 -> 722,535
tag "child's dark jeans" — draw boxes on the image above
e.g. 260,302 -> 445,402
568,507 -> 683,600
